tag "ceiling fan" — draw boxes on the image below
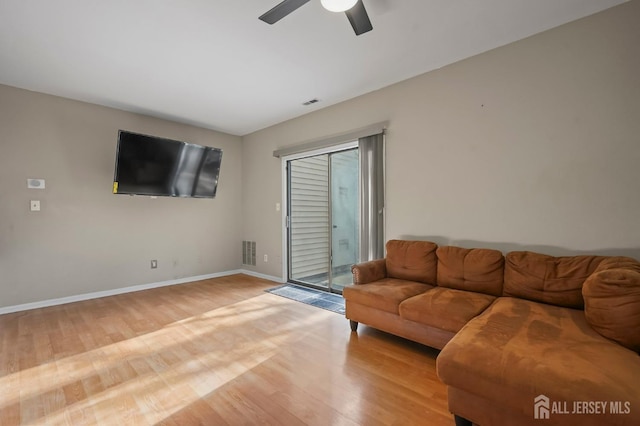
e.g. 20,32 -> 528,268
259,0 -> 373,36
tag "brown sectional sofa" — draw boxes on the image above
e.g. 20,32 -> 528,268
343,240 -> 640,426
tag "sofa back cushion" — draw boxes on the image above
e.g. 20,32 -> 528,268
594,256 -> 640,274
504,251 -> 605,309
583,267 -> 640,352
385,240 -> 437,284
436,246 -> 504,297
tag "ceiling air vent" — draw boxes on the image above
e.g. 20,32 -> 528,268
302,98 -> 320,106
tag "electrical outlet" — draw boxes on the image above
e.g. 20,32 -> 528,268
30,200 -> 41,211
151,260 -> 158,269
263,254 -> 268,262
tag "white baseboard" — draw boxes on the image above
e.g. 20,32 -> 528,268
238,269 -> 284,284
0,269 -> 277,315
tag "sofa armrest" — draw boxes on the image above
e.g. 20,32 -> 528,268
351,259 -> 387,284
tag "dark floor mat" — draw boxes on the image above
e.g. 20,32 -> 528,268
265,284 -> 345,315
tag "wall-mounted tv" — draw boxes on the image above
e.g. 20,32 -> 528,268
113,130 -> 222,198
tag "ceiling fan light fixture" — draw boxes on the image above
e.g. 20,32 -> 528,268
320,0 -> 358,13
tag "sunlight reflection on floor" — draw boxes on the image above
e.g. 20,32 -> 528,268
3,294 -> 330,424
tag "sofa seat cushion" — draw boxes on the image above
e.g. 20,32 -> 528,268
343,279 -> 433,314
437,297 -> 640,423
399,288 -> 496,333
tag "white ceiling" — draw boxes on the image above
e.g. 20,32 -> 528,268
0,0 -> 626,136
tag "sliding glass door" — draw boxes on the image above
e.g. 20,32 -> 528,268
287,148 -> 359,293
329,149 -> 359,291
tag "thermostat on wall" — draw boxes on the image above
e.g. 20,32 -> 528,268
27,179 -> 45,189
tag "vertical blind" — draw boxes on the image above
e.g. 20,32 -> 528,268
358,132 -> 385,261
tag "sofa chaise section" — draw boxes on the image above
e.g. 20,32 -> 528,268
437,251 -> 640,426
438,296 -> 640,425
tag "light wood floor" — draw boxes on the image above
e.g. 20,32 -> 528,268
0,274 -> 451,425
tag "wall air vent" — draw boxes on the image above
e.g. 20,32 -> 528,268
242,241 -> 256,266
302,98 -> 320,106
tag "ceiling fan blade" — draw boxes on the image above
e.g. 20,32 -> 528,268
259,0 -> 311,24
345,0 -> 373,35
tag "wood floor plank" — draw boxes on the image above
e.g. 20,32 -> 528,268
0,274 -> 452,425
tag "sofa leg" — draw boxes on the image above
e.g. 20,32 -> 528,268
454,415 -> 472,426
349,320 -> 358,332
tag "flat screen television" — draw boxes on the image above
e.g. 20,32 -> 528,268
113,130 -> 222,198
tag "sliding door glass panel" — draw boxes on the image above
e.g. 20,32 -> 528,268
289,155 -> 330,287
329,149 -> 359,292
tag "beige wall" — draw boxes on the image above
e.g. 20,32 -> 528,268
0,85 -> 243,307
242,0 -> 640,279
